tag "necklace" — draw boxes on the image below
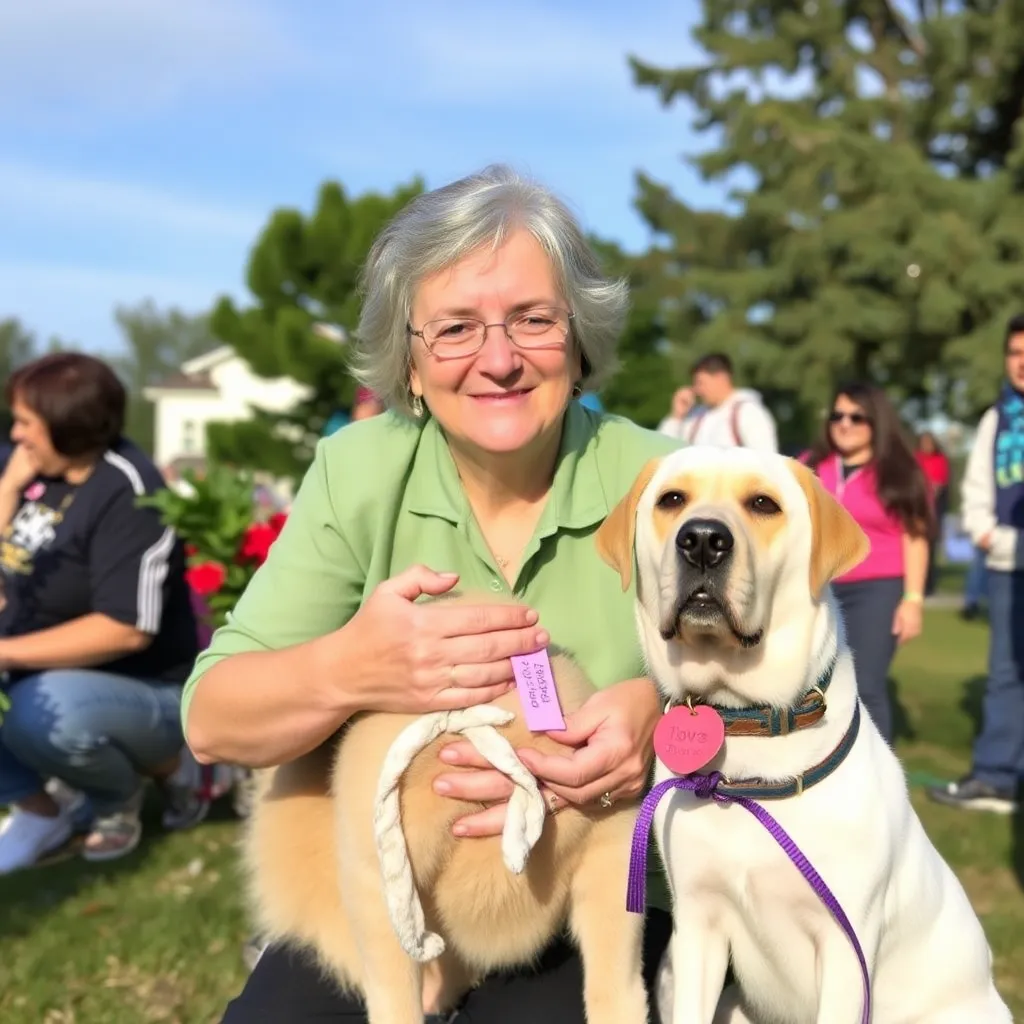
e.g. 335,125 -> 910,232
496,556 -> 510,569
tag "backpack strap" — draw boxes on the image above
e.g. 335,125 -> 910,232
730,401 -> 746,446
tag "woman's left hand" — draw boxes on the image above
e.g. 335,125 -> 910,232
892,599 -> 923,645
516,676 -> 661,808
433,676 -> 663,837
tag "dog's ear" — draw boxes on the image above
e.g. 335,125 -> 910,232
595,457 -> 662,591
788,459 -> 870,599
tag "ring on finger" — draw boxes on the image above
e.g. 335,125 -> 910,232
449,664 -> 458,687
599,791 -> 614,809
547,793 -> 561,816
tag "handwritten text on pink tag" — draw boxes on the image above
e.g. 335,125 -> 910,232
511,649 -> 566,732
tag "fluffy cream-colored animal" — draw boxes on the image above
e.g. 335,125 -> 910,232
242,600 -> 647,1024
596,446 -> 1011,1024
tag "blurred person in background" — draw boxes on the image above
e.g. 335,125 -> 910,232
916,430 -> 951,595
929,315 -> 1024,814
658,352 -> 778,451
350,385 -> 384,421
804,382 -> 933,745
0,353 -> 204,872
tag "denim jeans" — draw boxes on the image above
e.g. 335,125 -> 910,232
964,546 -> 989,607
0,669 -> 185,815
973,570 -> 1024,791
833,577 -> 904,745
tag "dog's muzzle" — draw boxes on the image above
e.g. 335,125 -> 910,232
662,518 -> 761,648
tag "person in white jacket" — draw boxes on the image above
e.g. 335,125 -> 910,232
928,314 -> 1024,815
657,352 -> 778,452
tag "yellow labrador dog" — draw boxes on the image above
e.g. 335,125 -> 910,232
243,604 -> 647,1024
596,446 -> 1011,1024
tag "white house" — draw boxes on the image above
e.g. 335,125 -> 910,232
143,346 -> 309,470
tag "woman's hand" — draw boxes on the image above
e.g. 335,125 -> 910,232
892,599 -> 923,645
325,564 -> 548,716
434,676 -> 663,838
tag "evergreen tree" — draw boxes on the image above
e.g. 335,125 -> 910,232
207,178 -> 422,479
629,0 -> 1024,432
588,237 -> 677,428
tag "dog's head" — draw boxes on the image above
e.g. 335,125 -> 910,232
596,446 -> 869,704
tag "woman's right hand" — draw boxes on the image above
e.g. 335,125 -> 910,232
324,564 -> 548,716
0,445 -> 39,496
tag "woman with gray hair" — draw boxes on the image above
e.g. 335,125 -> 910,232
183,165 -> 681,1022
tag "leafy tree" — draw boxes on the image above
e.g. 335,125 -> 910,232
207,178 -> 423,480
111,300 -> 219,455
0,318 -> 38,433
629,0 -> 1024,438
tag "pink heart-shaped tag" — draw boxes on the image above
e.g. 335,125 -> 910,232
653,704 -> 725,776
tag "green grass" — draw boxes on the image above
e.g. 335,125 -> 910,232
0,608 -> 1021,1022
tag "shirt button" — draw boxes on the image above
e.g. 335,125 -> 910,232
490,578 -> 502,591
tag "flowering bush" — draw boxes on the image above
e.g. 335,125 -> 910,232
140,463 -> 287,630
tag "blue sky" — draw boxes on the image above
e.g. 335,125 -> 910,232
0,0 -> 726,357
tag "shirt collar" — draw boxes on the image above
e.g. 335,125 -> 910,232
406,401 -> 610,532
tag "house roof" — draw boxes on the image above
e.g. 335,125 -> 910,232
146,370 -> 217,391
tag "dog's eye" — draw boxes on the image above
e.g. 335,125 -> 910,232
656,490 -> 687,510
747,494 -> 781,516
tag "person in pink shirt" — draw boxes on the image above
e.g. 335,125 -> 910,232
804,382 -> 933,743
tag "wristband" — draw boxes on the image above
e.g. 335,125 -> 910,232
902,592 -> 924,604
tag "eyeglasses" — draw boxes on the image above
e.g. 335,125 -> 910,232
828,410 -> 870,426
408,306 -> 574,358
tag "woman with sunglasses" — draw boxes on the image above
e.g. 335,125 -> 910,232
803,382 -> 933,744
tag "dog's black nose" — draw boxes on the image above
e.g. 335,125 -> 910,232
676,518 -> 734,570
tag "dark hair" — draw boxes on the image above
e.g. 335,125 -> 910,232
807,381 -> 934,538
6,352 -> 126,456
1005,314 -> 1024,352
691,352 -> 733,377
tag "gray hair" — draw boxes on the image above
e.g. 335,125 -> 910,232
350,164 -> 627,414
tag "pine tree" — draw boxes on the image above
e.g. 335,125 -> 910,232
589,237 -> 677,428
207,178 -> 422,479
629,0 -> 1024,433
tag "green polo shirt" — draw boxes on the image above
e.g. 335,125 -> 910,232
182,401 -> 681,906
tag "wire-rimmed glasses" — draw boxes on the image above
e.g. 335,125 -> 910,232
408,306 -> 575,358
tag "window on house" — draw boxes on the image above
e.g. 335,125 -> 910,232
182,419 -> 197,454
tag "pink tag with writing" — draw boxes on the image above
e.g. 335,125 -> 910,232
511,649 -> 566,732
653,705 -> 725,776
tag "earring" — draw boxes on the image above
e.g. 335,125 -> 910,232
411,394 -> 423,417
572,383 -> 583,398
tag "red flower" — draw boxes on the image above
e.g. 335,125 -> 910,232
186,561 -> 227,596
268,512 -> 287,536
185,543 -> 198,558
238,520 -> 283,566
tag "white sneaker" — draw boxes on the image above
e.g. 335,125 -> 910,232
0,807 -> 73,873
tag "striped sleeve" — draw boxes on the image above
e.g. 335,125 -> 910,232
88,453 -> 177,633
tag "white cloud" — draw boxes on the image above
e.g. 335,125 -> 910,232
0,0 -> 311,122
0,160 -> 262,240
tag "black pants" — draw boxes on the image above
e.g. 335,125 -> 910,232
223,909 -> 673,1023
833,577 -> 903,744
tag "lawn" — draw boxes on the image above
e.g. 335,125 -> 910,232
0,608 -> 1021,1022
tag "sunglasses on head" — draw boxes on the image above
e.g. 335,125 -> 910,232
829,410 -> 870,426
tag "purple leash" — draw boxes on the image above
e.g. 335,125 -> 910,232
628,772 -> 871,1024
